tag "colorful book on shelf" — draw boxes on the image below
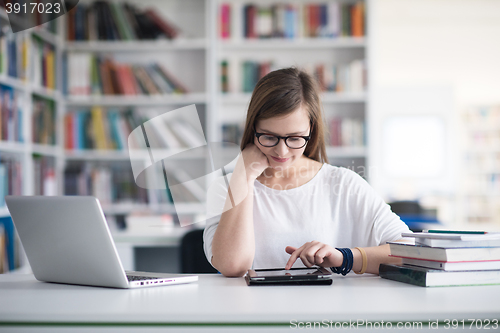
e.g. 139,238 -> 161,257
401,258 -> 500,271
91,106 -> 109,150
74,3 -> 87,41
67,4 -> 76,41
66,108 -> 143,150
132,65 -> 159,95
351,2 -> 365,37
219,3 -> 231,39
241,60 -> 273,93
100,58 -> 115,94
284,4 -> 297,39
329,117 -> 365,147
0,85 -> 23,143
7,30 -> 17,78
0,216 -> 16,272
63,162 -> 148,204
239,2 -> 364,39
256,6 -> 273,38
66,53 -> 189,96
44,44 -> 55,90
107,110 -> 124,150
341,3 -> 351,37
0,224 -> 5,273
32,155 -> 56,195
225,59 -> 365,94
388,241 -> 500,262
220,60 -> 229,93
30,36 -> 56,90
110,2 -> 133,41
154,63 -> 189,94
0,30 -> 28,80
0,163 -> 5,206
145,65 -> 173,94
32,96 -> 56,145
68,1 -> 181,41
379,263 -> 500,287
144,9 -> 179,39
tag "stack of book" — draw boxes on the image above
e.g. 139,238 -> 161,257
64,108 -> 205,151
32,155 -> 56,196
0,157 -> 22,206
66,54 -> 188,96
0,216 -> 22,273
380,230 -> 500,287
0,29 -> 29,80
67,1 -> 179,41
224,2 -> 365,39
32,95 -> 56,145
31,36 -> 56,90
0,84 -> 23,143
222,59 -> 366,94
64,161 -> 148,206
329,117 -> 365,147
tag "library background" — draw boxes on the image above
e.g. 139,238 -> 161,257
0,0 -> 499,274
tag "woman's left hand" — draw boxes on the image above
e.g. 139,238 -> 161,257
285,241 -> 344,270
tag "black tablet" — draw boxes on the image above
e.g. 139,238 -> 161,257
245,267 -> 333,286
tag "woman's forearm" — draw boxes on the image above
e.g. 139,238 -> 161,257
211,160 -> 257,277
351,244 -> 402,275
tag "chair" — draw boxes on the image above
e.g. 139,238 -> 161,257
388,200 -> 422,216
180,229 -> 218,274
388,200 -> 440,232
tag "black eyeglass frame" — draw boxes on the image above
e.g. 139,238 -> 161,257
254,126 -> 311,149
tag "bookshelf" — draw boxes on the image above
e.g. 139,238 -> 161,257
0,8 -> 64,197
0,8 -> 64,272
460,106 -> 500,226
214,0 -> 369,175
59,0 -> 211,225
0,0 -> 370,272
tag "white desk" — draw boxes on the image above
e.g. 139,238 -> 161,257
0,273 -> 498,332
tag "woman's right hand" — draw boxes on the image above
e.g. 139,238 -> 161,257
240,143 -> 270,181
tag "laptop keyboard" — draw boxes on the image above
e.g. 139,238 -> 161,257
127,275 -> 161,281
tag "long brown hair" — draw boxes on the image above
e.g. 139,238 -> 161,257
240,67 -> 328,163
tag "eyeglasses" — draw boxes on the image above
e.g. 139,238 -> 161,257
254,127 -> 311,149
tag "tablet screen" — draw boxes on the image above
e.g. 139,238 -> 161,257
252,268 -> 324,277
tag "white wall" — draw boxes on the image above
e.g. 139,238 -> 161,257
369,0 -> 500,225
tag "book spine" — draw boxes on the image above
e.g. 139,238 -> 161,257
220,4 -> 231,39
220,60 -> 229,93
379,264 -> 427,287
0,217 -> 16,271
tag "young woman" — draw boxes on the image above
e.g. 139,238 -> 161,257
203,67 -> 410,277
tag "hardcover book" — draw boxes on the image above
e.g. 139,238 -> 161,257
380,263 -> 500,287
388,241 -> 500,262
401,258 -> 500,271
401,232 -> 500,248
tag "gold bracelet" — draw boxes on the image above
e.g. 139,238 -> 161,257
354,247 -> 367,274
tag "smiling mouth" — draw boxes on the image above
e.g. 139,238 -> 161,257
271,156 -> 290,163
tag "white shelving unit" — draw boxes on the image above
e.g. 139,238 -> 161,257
58,0 -> 213,226
0,10 -> 64,272
0,0 -> 369,271
0,9 -> 64,199
213,0 -> 369,175
0,0 -> 370,213
459,106 -> 500,226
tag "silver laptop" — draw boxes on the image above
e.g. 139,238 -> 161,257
5,196 -> 198,289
